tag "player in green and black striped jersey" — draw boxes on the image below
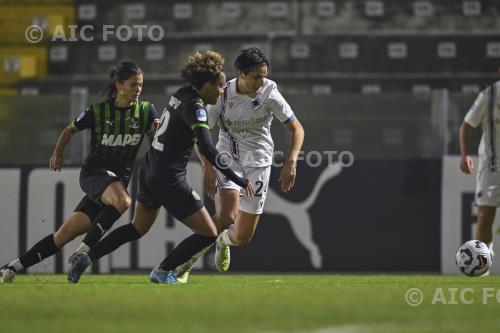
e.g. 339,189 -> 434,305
1,62 -> 159,283
72,98 -> 156,179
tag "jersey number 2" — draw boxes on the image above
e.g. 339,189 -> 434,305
152,109 -> 171,152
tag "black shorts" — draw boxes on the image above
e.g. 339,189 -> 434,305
79,163 -> 130,203
73,195 -> 103,221
137,165 -> 203,221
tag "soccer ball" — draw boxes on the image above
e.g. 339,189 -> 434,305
455,240 -> 492,277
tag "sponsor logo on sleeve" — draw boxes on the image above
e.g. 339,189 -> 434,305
196,109 -> 207,122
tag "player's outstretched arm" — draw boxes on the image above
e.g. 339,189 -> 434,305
49,125 -> 76,171
459,120 -> 474,174
194,126 -> 254,197
194,145 -> 217,197
279,118 -> 305,192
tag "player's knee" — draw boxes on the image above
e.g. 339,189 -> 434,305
215,211 -> 237,229
207,226 -> 218,238
232,231 -> 253,246
54,226 -> 77,247
53,232 -> 68,248
132,222 -> 150,237
238,236 -> 253,245
194,224 -> 218,238
112,195 -> 132,213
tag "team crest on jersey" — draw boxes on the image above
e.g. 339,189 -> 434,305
250,98 -> 262,109
196,109 -> 207,122
130,118 -> 140,129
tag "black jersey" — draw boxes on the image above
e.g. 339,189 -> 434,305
71,99 -> 158,177
145,86 -> 208,179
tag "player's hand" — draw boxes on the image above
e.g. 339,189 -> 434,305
203,165 -> 217,198
49,153 -> 63,171
151,118 -> 160,133
460,155 -> 474,174
244,182 -> 255,197
279,160 -> 297,192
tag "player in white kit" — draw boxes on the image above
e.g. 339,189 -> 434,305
174,47 -> 304,282
459,80 -> 500,259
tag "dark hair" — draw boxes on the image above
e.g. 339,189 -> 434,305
180,51 -> 224,89
100,61 -> 143,100
234,47 -> 269,74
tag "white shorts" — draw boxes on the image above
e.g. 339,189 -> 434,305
214,163 -> 271,214
475,162 -> 500,207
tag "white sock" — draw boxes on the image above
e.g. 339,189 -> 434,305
76,243 -> 90,253
8,258 -> 24,272
218,229 -> 238,247
489,243 -> 495,257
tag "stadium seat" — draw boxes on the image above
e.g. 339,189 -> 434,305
0,48 -> 47,84
0,4 -> 75,41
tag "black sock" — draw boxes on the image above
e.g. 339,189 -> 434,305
19,234 -> 60,269
159,234 -> 216,271
89,224 -> 141,261
83,205 -> 122,248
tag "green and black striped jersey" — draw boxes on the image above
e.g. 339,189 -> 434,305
71,99 -> 158,177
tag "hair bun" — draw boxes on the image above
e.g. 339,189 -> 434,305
109,66 -> 119,79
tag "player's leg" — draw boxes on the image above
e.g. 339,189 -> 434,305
150,184 -> 218,284
76,180 -> 131,253
67,179 -> 131,283
1,214 -> 89,283
211,189 -> 241,272
215,211 -> 261,272
215,166 -> 269,272
221,212 -> 261,245
175,186 -> 240,282
213,188 -> 241,231
88,201 -> 160,261
474,166 -> 498,256
476,205 -> 496,251
67,201 -> 159,283
1,196 -> 98,283
154,208 -> 217,269
68,167 -> 160,283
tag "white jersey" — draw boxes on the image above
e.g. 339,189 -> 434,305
464,80 -> 500,171
207,78 -> 295,167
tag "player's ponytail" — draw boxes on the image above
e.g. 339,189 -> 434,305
100,61 -> 143,101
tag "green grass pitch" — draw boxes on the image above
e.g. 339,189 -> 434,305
2,274 -> 500,332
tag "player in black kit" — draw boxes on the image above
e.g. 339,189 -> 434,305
1,62 -> 159,283
67,51 -> 254,283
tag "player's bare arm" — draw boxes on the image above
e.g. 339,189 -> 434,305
459,120 -> 474,174
194,145 -> 217,197
49,125 -> 76,171
148,118 -> 161,142
279,118 -> 305,192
